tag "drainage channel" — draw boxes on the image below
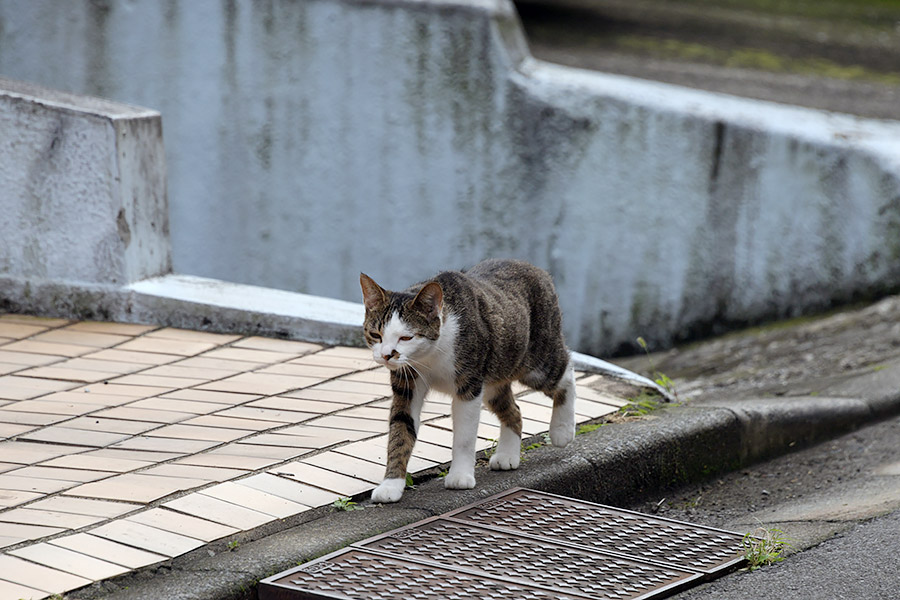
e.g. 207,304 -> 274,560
259,488 -> 747,600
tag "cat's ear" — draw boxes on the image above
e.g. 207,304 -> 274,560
360,273 -> 387,311
412,281 -> 443,322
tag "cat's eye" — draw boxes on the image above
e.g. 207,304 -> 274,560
399,335 -> 414,342
369,332 -> 382,341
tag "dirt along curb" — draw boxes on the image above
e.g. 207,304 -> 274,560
69,355 -> 900,600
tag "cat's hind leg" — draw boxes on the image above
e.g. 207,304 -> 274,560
484,382 -> 522,471
549,359 -> 577,447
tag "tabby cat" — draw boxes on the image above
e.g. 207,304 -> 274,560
359,259 -> 576,503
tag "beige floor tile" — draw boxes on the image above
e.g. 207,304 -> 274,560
231,337 -> 321,354
281,387 -> 379,406
92,406 -> 195,423
340,405 -> 391,421
197,372 -> 319,396
144,327 -> 242,344
110,373 -> 205,388
110,436 -> 218,454
42,453 -> 153,473
72,382 -> 172,398
310,379 -> 393,397
0,474 -> 79,494
218,442 -> 310,460
270,461 -> 375,497
63,321 -> 157,336
50,532 -> 166,569
182,414 -> 279,431
0,489 -> 42,508
255,362 -> 349,379
144,423 -> 248,443
91,519 -> 205,557
238,473 -> 340,508
411,440 -> 453,464
6,466 -> 109,483
0,507 -> 105,529
427,416 -> 500,440
0,409 -> 75,426
0,375 -> 79,397
0,422 -> 35,439
577,387 -> 630,408
19,426 -> 130,447
0,578 -> 49,599
127,507 -> 238,542
39,390 -> 136,407
115,337 -> 218,356
341,370 -> 391,385
287,354 -> 366,374
273,423 -> 373,446
129,397 -> 230,414
0,361 -> 24,375
85,348 -> 180,365
199,347 -> 296,364
31,329 -> 131,348
317,347 -> 374,360
65,473 -> 207,503
0,554 -> 92,594
236,432 -> 324,449
0,322 -> 50,339
0,349 -> 69,367
515,400 -> 554,423
142,463 -> 245,482
11,542 -> 130,581
0,521 -> 64,544
140,364 -> 234,381
1,340 -> 95,357
0,440 -> 83,465
88,448 -> 183,462
175,452 -> 281,471
28,496 -> 136,518
5,399 -> 95,415
417,424 -> 455,448
333,437 -> 445,472
64,416 -> 158,435
171,356 -> 259,373
16,365 -> 121,383
162,388 -> 260,404
301,451 -> 384,484
247,395 -> 352,413
219,405 -> 318,425
572,399 -> 619,420
310,415 -> 388,434
0,462 -> 19,473
200,481 -> 309,518
0,315 -> 68,326
164,492 -> 275,529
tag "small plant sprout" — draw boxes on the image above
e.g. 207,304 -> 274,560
331,496 -> 363,511
405,473 -> 416,489
637,336 -> 679,401
742,526 -> 792,571
226,539 -> 240,551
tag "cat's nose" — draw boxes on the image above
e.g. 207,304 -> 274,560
382,349 -> 398,361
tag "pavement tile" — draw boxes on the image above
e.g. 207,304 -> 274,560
110,373 -> 207,388
0,521 -> 64,545
231,337 -> 321,354
109,435 -> 218,454
309,378 -> 393,397
220,442 -> 310,460
0,578 -> 49,599
310,414 -> 388,434
42,453 -> 154,473
162,388 -> 261,404
417,424 -> 456,448
140,364 -> 236,381
164,492 -> 275,530
15,365 -> 121,383
411,440 -> 454,464
115,337 -> 219,356
255,362 -> 349,379
62,321 -> 157,336
248,395 -> 352,413
515,399 -> 554,422
0,322 -> 50,339
253,424 -> 372,447
38,390 -> 135,407
270,461 -> 374,497
19,426 -> 130,447
6,466 -> 109,483
220,404 -> 322,424
50,532 -> 167,569
143,423 -> 248,443
201,347 -> 299,364
0,362 -> 24,376
171,356 -> 260,373
31,329 -> 131,348
316,347 -> 374,360
92,406 -> 195,423
27,496 -> 136,518
10,542 -> 130,581
63,416 -> 158,435
144,327 -> 242,344
335,437 -> 439,473
182,414 -> 280,431
577,386 -> 631,408
0,409 -> 76,426
5,399 -> 95,415
0,441 -> 83,465
0,554 -> 91,594
128,397 -> 230,414
53,357 -> 148,374
0,507 -> 106,529
340,405 -> 391,421
72,382 -> 172,398
286,354 -> 366,374
281,387 -> 379,405
341,370 -> 391,384
197,372 -> 319,396
199,481 -> 309,518
0,422 -> 35,439
0,375 -> 80,399
301,451 -> 384,484
175,453 -> 282,471
237,432 -> 324,449
84,348 -> 180,365
0,489 -> 42,508
89,448 -> 183,462
91,519 -> 205,557
0,349 -> 66,366
142,463 -> 246,482
0,315 -> 69,327
0,474 -> 79,494
127,507 -> 239,542
427,416 -> 500,440
238,473 -> 340,508
64,473 -> 208,503
1,340 -> 95,357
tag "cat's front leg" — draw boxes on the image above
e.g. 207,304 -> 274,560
444,390 -> 483,490
372,367 -> 425,504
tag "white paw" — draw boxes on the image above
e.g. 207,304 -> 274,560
549,423 -> 575,447
443,470 -> 476,490
489,451 -> 521,471
371,478 -> 405,503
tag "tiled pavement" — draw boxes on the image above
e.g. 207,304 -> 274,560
0,313 -> 626,600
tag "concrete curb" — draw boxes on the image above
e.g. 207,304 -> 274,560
70,366 -> 900,600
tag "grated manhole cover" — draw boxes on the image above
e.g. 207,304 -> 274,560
260,488 -> 747,600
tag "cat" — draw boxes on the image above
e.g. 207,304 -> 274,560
359,258 -> 576,503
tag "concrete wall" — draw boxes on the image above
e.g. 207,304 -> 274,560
0,78 -> 170,286
1,0 -> 900,355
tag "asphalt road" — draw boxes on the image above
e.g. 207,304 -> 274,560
625,413 -> 900,599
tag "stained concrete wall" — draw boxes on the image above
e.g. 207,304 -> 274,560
0,78 -> 170,286
1,0 -> 900,355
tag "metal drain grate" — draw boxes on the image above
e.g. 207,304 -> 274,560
260,488 -> 747,600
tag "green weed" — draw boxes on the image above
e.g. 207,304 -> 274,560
742,526 -> 792,570
331,496 -> 363,512
577,423 -> 604,435
226,539 -> 240,551
637,337 -> 679,400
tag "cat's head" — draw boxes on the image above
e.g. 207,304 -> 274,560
359,273 -> 443,370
